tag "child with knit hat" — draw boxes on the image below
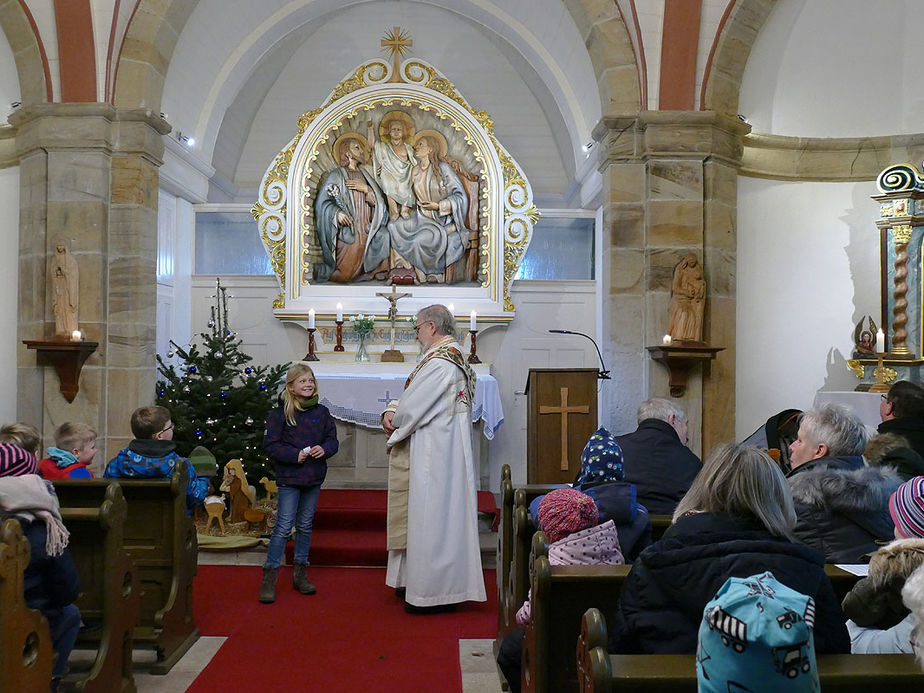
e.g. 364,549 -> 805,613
0,442 -> 81,691
498,487 -> 623,693
841,475 -> 924,653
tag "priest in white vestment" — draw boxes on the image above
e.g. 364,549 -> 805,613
382,304 -> 486,610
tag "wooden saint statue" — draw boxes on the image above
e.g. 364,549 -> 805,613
50,238 -> 79,337
667,254 -> 706,343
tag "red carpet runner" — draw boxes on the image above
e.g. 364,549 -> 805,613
189,565 -> 497,692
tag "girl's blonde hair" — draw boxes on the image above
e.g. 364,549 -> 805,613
282,364 -> 318,426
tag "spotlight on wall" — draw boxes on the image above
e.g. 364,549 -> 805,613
176,131 -> 195,148
737,114 -> 749,123
582,141 -> 595,152
10,101 -> 21,109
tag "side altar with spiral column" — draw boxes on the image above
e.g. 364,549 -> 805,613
848,164 -> 924,388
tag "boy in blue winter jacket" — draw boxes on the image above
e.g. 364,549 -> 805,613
104,406 -> 208,511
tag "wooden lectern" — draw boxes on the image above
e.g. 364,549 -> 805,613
525,368 -> 598,483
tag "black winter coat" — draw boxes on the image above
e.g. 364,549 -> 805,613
878,417 -> 924,461
18,518 -> 80,613
616,419 -> 702,515
788,456 -> 900,563
607,512 -> 850,655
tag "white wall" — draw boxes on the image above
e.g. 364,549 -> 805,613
0,166 -> 19,423
736,177 -> 879,439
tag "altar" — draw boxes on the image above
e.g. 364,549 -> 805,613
306,361 -> 503,488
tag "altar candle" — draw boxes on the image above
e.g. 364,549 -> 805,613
662,334 -> 672,345
336,303 -> 343,322
71,330 -> 82,342
876,329 -> 885,353
470,310 -> 477,331
308,309 -> 315,329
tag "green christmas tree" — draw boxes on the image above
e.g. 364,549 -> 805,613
155,278 -> 287,481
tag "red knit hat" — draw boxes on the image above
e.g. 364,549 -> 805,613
537,488 -> 598,544
0,443 -> 37,477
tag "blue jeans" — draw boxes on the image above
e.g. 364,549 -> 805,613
264,484 -> 321,568
46,603 -> 81,679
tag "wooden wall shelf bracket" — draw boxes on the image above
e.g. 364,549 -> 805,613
24,339 -> 98,403
647,344 -> 724,397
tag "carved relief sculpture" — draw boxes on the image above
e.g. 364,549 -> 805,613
667,254 -> 706,343
50,238 -> 79,337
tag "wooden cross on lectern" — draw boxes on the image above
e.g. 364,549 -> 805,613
539,387 -> 590,471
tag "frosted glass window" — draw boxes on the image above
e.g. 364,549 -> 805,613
514,216 -> 594,280
195,212 -> 273,275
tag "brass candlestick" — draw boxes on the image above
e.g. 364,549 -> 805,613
334,320 -> 344,352
468,330 -> 482,364
304,328 -> 319,361
869,354 -> 894,393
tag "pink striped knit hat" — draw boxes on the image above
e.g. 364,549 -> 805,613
537,488 -> 599,544
889,476 -> 924,539
0,443 -> 37,477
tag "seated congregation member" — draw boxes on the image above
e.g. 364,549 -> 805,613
902,563 -> 924,670
787,403 -> 900,563
615,397 -> 701,515
866,431 -> 924,482
104,406 -> 209,511
878,380 -> 924,459
0,443 -> 81,693
0,422 -> 43,466
38,422 -> 96,479
530,427 -> 651,560
843,476 -> 924,653
497,488 -> 624,693
608,442 -> 850,655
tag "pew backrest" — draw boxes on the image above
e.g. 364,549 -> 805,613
497,465 -> 514,644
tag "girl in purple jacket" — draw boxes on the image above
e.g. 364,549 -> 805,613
259,364 -> 338,604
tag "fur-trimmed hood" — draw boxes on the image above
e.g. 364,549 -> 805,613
789,460 -> 902,513
866,537 -> 924,589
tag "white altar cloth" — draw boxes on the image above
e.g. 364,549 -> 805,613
313,367 -> 504,440
812,391 -> 882,431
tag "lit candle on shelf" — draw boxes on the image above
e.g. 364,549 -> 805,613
876,329 -> 885,353
336,303 -> 343,322
308,309 -> 316,329
662,334 -> 672,345
470,310 -> 477,331
71,330 -> 82,342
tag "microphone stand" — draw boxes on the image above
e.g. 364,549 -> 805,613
548,329 -> 610,379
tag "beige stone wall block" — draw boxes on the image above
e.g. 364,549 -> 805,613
649,161 -> 703,201
114,119 -> 167,163
66,254 -> 106,324
704,249 -> 736,299
603,164 -> 645,203
119,4 -> 171,74
702,299 -> 736,451
105,367 -> 156,441
106,323 -> 156,369
112,156 -> 159,208
705,161 -> 737,202
16,365 -> 43,431
607,297 -> 644,351
18,255 -> 46,326
47,153 -> 110,204
585,14 -> 635,69
43,364 -> 102,432
646,293 -> 671,342
565,0 -> 619,38
12,45 -> 46,106
112,61 -> 165,110
46,202 -> 108,251
647,201 -> 703,247
108,215 -> 158,257
109,257 -> 156,317
703,73 -> 740,118
609,248 -> 645,293
605,203 -> 645,248
703,200 -> 736,251
598,66 -> 642,114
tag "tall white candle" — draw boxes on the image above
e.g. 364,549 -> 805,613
336,303 -> 343,322
470,310 -> 477,331
876,329 -> 885,353
308,309 -> 316,329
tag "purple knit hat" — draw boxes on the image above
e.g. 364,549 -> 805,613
889,476 -> 924,539
0,443 -> 37,477
537,488 -> 598,544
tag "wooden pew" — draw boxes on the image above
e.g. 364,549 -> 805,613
60,482 -> 142,692
54,465 -> 199,674
518,533 -> 863,693
0,518 -> 54,692
496,464 -> 513,649
577,607 -> 924,693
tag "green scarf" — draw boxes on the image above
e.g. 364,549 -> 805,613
298,394 -> 319,409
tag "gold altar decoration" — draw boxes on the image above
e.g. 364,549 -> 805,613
252,27 -> 537,319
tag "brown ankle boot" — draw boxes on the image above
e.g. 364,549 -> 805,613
259,566 -> 278,603
293,563 -> 316,595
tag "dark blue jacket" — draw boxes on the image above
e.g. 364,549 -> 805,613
608,512 -> 850,656
104,440 -> 209,511
616,419 -> 702,515
264,402 -> 338,487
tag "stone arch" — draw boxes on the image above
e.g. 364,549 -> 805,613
112,0 -> 198,110
0,1 -> 49,106
701,0 -> 775,117
564,0 -> 641,117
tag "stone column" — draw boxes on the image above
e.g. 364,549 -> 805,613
595,111 -> 747,455
13,104 -> 168,464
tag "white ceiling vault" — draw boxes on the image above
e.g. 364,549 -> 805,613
161,0 -> 603,207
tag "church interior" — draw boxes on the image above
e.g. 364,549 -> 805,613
4,0 -> 924,691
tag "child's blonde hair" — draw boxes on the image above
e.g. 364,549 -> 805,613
282,364 -> 319,426
0,422 -> 41,458
55,422 -> 97,452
